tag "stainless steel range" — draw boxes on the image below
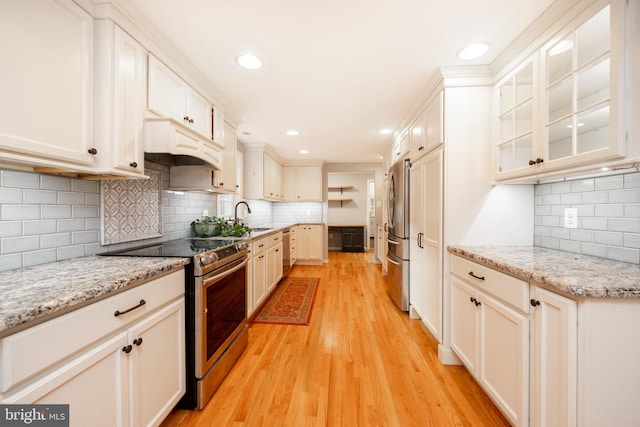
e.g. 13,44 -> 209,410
101,237 -> 249,409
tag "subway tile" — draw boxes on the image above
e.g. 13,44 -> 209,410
551,181 -> 571,194
551,205 -> 566,216
85,242 -> 105,256
574,204 -> 594,217
570,229 -> 593,242
581,217 -> 608,230
550,227 -> 571,239
2,205 -> 40,220
41,233 -> 72,249
24,220 -> 57,235
534,226 -> 551,237
581,242 -> 607,258
624,173 -> 640,189
595,175 -> 624,191
559,239 -> 581,254
72,205 -> 99,218
534,184 -> 551,195
624,233 -> 640,249
539,237 -> 560,250
534,216 -> 542,226
1,170 -> 39,188
594,204 -> 624,218
40,175 -> 71,191
608,218 -> 640,233
71,179 -> 99,193
85,218 -> 100,230
85,193 -> 100,206
0,221 -> 21,237
571,178 -> 594,192
72,230 -> 99,245
542,216 -> 561,227
626,204 -> 640,218
535,205 -> 551,216
1,236 -> 39,254
0,187 -> 23,203
594,231 -> 623,246
41,205 -> 72,219
534,235 -> 541,246
58,191 -> 86,205
0,253 -> 22,271
24,189 -> 57,204
607,247 -> 640,264
610,189 -> 640,204
23,249 -> 57,267
57,245 -> 86,260
560,192 -> 582,204
582,191 -> 609,204
542,194 -> 561,205
58,218 -> 86,232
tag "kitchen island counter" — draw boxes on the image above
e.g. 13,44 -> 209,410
448,245 -> 640,298
0,255 -> 188,336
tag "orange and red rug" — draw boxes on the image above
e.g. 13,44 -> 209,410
253,277 -> 319,325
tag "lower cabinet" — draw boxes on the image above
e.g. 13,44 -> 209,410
266,242 -> 283,293
296,225 -> 323,264
250,237 -> 268,317
341,227 -> 365,252
1,270 -> 186,427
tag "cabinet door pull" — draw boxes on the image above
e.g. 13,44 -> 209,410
535,158 -> 544,164
468,272 -> 485,281
474,299 -> 482,306
122,345 -> 133,354
88,148 -> 98,155
114,299 -> 146,317
470,297 -> 476,304
133,337 -> 143,346
130,162 -> 138,168
530,299 -> 541,307
183,115 -> 189,122
529,159 -> 536,166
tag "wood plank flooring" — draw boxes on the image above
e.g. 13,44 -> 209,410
161,250 -> 510,427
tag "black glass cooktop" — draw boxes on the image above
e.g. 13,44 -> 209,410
100,238 -> 241,258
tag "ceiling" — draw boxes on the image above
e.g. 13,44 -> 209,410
129,0 -> 556,163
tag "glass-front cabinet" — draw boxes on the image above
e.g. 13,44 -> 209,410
495,0 -> 629,181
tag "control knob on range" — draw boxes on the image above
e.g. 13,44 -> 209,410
236,242 -> 249,251
200,252 -> 219,266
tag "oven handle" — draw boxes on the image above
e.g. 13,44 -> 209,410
202,256 -> 248,288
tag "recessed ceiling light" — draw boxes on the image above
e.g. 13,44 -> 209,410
378,129 -> 392,135
299,149 -> 309,154
286,130 -> 299,136
457,42 -> 490,60
236,53 -> 263,70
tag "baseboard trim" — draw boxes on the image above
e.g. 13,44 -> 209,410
438,345 -> 462,365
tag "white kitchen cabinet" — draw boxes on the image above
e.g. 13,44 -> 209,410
244,148 -> 283,201
530,286 -> 577,427
409,147 -> 443,342
450,255 -> 529,427
283,165 -> 323,201
296,225 -> 323,265
391,129 -> 410,164
0,0 -> 95,171
290,226 -> 298,266
93,21 -> 146,178
147,55 -> 213,140
221,122 -> 238,193
266,243 -> 283,294
251,237 -> 268,315
1,270 -> 185,427
410,90 -> 443,160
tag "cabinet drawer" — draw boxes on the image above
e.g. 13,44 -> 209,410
450,255 -> 529,313
0,269 -> 184,393
252,237 -> 267,254
267,232 -> 283,248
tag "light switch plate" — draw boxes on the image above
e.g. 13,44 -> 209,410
564,208 -> 578,228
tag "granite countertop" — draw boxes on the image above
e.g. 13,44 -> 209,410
448,245 -> 640,298
0,255 -> 189,337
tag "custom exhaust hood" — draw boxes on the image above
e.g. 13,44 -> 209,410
143,153 -> 224,193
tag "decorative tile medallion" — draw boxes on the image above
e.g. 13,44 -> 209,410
100,170 -> 163,245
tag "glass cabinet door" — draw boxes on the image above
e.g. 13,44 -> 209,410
497,60 -> 536,177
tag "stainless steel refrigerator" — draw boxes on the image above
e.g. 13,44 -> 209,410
386,157 -> 410,311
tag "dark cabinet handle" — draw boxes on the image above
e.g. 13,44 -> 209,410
114,299 -> 146,317
475,300 -> 482,306
122,345 -> 133,354
183,116 -> 189,122
536,158 -> 544,164
88,148 -> 98,155
130,162 -> 138,168
470,297 -> 476,303
189,118 -> 194,124
530,299 -> 541,307
468,272 -> 485,281
529,160 -> 536,166
133,337 -> 143,346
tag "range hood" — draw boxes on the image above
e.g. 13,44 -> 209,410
168,165 -> 224,193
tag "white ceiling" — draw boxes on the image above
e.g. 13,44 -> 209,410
129,0 -> 555,163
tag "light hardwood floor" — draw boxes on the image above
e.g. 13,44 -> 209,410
161,250 -> 510,427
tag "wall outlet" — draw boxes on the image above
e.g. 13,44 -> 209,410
203,209 -> 209,217
564,208 -> 578,228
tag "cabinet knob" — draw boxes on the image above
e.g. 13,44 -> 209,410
475,300 -> 482,306
530,299 -> 541,307
535,158 -> 544,164
529,160 -> 536,166
122,345 -> 133,354
183,115 -> 189,122
130,162 -> 138,168
133,337 -> 143,346
470,297 -> 475,303
189,118 -> 194,124
88,148 -> 98,155
418,146 -> 424,151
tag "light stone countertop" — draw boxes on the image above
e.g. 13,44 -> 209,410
0,255 -> 189,337
448,245 -> 640,298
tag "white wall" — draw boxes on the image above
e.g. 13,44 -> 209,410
327,172 -> 373,225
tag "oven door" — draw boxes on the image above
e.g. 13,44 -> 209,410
195,255 -> 248,378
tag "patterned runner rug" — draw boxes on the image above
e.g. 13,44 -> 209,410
253,277 -> 320,325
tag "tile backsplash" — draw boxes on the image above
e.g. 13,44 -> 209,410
0,162 -> 216,272
534,171 -> 640,264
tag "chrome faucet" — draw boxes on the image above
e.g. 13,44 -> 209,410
234,201 -> 252,225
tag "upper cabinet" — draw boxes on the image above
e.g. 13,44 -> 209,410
283,165 -> 323,201
0,0 -> 95,171
221,121 -> 238,193
391,129 -> 410,164
495,0 -> 635,181
411,89 -> 444,160
244,147 -> 283,201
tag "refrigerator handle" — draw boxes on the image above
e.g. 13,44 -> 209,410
387,239 -> 399,245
